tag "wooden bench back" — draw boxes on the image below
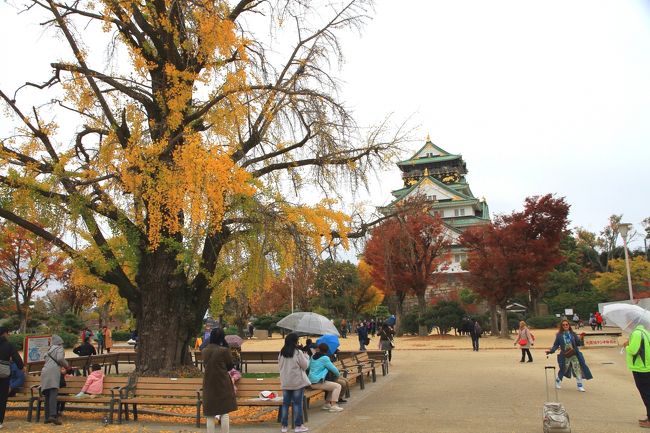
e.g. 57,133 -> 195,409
240,351 -> 278,363
132,377 -> 202,397
355,352 -> 371,363
58,375 -> 129,395
9,375 -> 41,395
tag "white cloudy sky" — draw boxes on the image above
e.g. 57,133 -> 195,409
0,0 -> 648,251
338,0 -> 650,249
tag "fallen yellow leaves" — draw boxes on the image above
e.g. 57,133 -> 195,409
5,403 -> 278,432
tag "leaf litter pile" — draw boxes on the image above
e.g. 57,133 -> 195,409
5,402 -> 278,432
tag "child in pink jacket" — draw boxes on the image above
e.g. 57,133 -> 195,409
75,364 -> 104,398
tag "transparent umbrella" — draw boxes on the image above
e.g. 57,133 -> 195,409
602,303 -> 650,333
276,312 -> 340,336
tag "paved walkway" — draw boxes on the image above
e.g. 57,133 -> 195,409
5,331 -> 642,432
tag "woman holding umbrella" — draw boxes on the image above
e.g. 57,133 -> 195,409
545,319 -> 592,392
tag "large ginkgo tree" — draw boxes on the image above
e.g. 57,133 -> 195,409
0,0 -> 404,373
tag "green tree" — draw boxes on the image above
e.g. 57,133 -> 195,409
313,260 -> 359,319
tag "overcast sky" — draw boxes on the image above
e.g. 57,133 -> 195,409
1,0 -> 648,251
338,0 -> 650,249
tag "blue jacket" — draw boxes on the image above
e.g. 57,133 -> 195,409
357,326 -> 368,342
549,331 -> 593,380
307,353 -> 339,384
10,361 -> 25,389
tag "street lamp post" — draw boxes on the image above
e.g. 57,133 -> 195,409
645,227 -> 650,260
619,223 -> 634,301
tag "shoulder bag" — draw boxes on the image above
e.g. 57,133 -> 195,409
0,360 -> 10,379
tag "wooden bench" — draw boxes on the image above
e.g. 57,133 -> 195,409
239,351 -> 279,372
353,352 -> 378,382
366,350 -> 389,375
194,347 -> 242,371
235,377 -> 324,427
25,353 -> 120,376
339,356 -> 375,390
34,375 -> 130,424
7,375 -> 41,421
332,360 -> 360,397
118,377 -> 203,426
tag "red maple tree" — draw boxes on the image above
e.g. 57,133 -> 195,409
461,194 -> 569,337
364,198 -> 451,335
0,224 -> 66,332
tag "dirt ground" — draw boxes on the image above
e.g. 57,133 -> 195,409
4,327 -> 640,433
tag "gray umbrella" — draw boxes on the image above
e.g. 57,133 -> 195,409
276,312 -> 340,336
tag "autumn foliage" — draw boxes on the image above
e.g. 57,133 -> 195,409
364,198 -> 451,335
461,194 -> 569,336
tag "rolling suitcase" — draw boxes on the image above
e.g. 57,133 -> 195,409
543,366 -> 571,433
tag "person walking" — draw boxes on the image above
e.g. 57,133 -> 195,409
546,319 -> 592,392
357,321 -> 368,351
308,343 -> 344,413
623,322 -> 650,428
589,313 -> 596,331
202,328 -> 237,433
0,326 -> 24,429
514,320 -> 534,362
469,319 -> 482,352
41,334 -> 68,425
595,312 -> 603,330
96,327 -> 104,354
378,323 -> 395,362
101,326 -> 113,353
278,333 -> 310,433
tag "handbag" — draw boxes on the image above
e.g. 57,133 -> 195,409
0,360 -> 10,379
518,339 -> 528,346
563,346 -> 576,358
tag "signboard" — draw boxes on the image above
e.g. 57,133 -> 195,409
24,335 -> 51,363
582,333 -> 621,348
564,308 -> 574,316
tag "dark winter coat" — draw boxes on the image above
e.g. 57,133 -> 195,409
202,344 -> 237,416
73,341 -> 97,357
549,331 -> 593,380
357,325 -> 368,342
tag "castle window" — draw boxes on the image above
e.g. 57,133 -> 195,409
454,208 -> 465,217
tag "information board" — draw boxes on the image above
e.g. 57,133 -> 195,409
24,335 -> 52,363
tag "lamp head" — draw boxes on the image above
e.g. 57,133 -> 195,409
619,223 -> 632,238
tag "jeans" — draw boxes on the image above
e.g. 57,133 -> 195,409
0,377 -> 9,423
359,341 -> 366,351
281,388 -> 305,427
471,336 -> 479,351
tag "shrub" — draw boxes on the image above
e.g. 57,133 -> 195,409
224,326 -> 238,335
59,331 -> 79,348
112,331 -> 131,341
528,315 -> 560,329
8,334 -> 26,351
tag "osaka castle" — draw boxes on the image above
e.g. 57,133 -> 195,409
380,138 -> 491,295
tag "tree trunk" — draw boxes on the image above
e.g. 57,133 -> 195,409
19,315 -> 27,334
395,299 -> 405,336
417,292 -> 428,336
489,303 -> 499,336
133,248 -> 207,375
499,305 -> 510,339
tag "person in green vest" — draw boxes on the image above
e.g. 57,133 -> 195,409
624,324 -> 650,429
96,327 -> 105,354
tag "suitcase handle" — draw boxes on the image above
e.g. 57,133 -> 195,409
545,365 -> 559,402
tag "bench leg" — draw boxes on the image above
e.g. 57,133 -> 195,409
109,399 -> 115,424
372,367 -> 377,382
27,398 -> 34,422
359,373 -> 365,390
196,400 -> 201,428
302,396 -> 309,422
117,403 -> 123,424
133,404 -> 138,421
36,398 -> 42,422
124,403 -> 130,421
114,362 -> 119,374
